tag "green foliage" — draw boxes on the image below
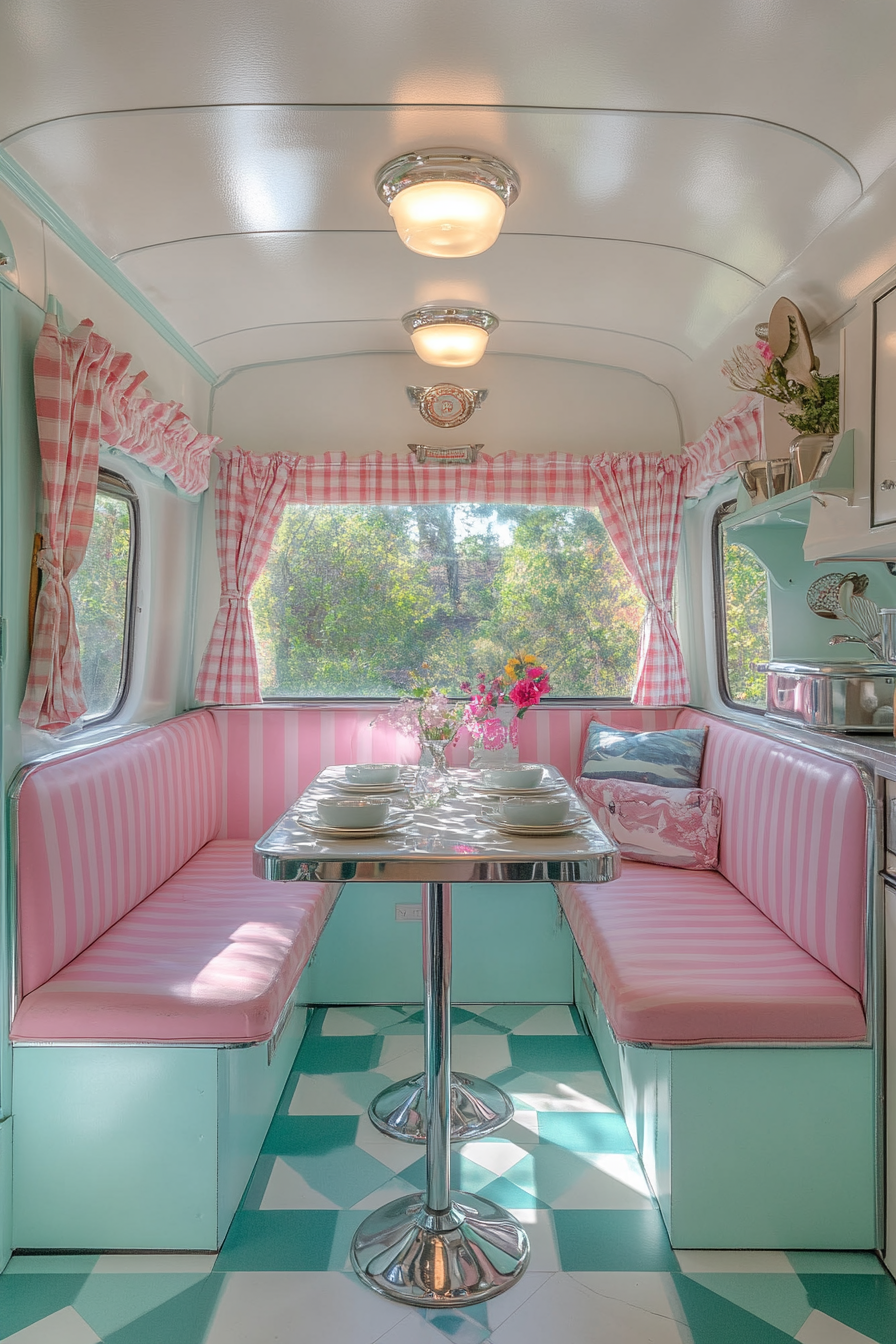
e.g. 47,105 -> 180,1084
722,540 -> 769,706
250,503 -> 645,698
70,492 -> 131,717
781,372 -> 840,435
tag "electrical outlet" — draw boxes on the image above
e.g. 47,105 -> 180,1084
395,903 -> 422,922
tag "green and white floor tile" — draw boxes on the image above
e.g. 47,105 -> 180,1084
2,1003 -> 895,1342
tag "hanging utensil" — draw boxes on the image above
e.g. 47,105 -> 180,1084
838,578 -> 882,644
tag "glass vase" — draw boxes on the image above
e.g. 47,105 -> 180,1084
419,738 -> 450,774
470,704 -> 520,769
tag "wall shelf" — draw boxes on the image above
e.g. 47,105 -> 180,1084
732,431 -> 854,519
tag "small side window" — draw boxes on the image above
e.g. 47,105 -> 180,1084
714,504 -> 770,710
70,470 -> 137,721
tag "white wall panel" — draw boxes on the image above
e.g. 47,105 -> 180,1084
1,0 -> 895,183
0,182 -> 44,307
7,107 -> 857,282
211,352 -> 680,458
200,318 -> 691,399
120,231 -> 759,357
43,232 -> 212,424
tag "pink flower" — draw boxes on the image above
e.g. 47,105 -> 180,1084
755,340 -> 773,363
509,679 -> 542,710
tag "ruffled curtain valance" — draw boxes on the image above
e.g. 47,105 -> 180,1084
195,397 -> 762,707
21,313 -> 219,731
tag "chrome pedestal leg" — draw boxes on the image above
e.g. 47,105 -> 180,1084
351,882 -> 529,1307
368,1072 -> 513,1143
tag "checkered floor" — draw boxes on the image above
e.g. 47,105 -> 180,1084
2,1004 -> 895,1342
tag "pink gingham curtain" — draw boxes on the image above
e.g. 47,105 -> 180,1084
101,364 -> 219,495
20,313 -> 219,731
196,400 -> 762,707
194,449 -> 293,704
20,317 -> 110,730
590,453 -> 690,704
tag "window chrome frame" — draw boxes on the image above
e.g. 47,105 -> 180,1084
711,498 -> 767,718
71,467 -> 139,729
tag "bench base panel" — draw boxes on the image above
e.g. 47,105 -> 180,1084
11,1004 -> 309,1251
299,881 -> 574,1004
0,1119 -> 10,1270
574,949 -> 878,1249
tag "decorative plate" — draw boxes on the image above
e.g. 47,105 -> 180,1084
463,780 -> 567,798
293,812 -> 412,837
480,809 -> 590,836
407,384 -> 487,428
332,778 -> 410,794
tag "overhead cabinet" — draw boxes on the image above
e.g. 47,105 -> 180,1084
873,284 -> 896,527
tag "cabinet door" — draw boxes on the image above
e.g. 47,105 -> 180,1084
873,285 -> 896,525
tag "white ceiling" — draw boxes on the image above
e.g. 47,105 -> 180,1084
2,0 -> 896,453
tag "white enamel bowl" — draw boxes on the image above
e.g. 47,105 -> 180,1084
481,764 -> 544,790
317,797 -> 391,829
345,763 -> 402,785
500,796 -> 568,827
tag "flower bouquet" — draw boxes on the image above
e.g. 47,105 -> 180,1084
461,654 -> 551,767
371,667 -> 461,775
721,339 -> 839,437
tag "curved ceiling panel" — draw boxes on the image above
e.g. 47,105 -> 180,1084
6,106 -> 857,282
2,1 -> 895,182
211,351 -> 681,458
199,318 -> 691,393
118,231 -> 759,356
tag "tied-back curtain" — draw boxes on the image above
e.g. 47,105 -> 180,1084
20,317 -> 113,730
195,399 -> 762,707
194,449 -> 293,704
20,312 -> 220,732
591,453 -> 690,705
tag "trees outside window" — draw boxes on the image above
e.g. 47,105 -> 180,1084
70,480 -> 134,719
250,503 -> 645,697
720,538 -> 770,707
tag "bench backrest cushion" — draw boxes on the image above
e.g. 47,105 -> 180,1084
16,711 -> 223,995
676,710 -> 868,995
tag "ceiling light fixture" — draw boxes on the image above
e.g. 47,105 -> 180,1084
402,307 -> 499,368
376,150 -> 520,258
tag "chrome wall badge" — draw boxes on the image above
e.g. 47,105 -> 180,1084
407,384 -> 488,428
407,444 -> 483,466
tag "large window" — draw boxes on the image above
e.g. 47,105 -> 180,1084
70,471 -> 136,720
251,504 -> 645,697
716,509 -> 770,708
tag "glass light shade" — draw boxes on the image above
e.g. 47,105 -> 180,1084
389,181 -> 506,258
410,322 -> 491,367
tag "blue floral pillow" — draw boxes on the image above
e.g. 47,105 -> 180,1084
580,724 -> 707,789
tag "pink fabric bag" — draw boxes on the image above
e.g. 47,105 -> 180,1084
577,777 -> 721,869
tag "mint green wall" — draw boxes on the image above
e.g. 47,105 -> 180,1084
0,279 -> 42,1271
0,283 -> 42,1109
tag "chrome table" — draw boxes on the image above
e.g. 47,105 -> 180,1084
253,766 -> 618,1308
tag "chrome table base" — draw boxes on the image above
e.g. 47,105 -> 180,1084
350,881 -> 529,1307
368,1071 -> 514,1142
350,1190 -> 529,1307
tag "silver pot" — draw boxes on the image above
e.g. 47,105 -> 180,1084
764,660 -> 895,732
789,434 -> 834,486
736,457 -> 792,502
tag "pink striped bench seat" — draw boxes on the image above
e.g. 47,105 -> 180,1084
11,712 -> 339,1046
561,708 -> 870,1047
11,841 -> 338,1044
559,869 -> 866,1045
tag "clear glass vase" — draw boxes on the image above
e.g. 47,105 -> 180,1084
418,738 -> 451,774
470,704 -> 520,769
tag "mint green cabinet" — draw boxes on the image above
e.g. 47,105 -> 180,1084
298,881 -> 574,1005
